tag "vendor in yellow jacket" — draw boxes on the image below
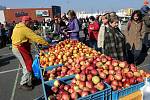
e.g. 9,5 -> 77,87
11,16 -> 49,90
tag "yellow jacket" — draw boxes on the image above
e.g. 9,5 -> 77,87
11,23 -> 49,48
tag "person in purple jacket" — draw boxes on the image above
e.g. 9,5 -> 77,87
66,10 -> 80,40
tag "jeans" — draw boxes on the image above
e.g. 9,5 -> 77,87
88,39 -> 98,50
12,48 -> 32,85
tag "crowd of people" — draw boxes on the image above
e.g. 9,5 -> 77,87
0,5 -> 149,90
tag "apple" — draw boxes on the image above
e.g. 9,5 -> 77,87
90,88 -> 98,94
104,78 -> 111,84
86,81 -> 94,89
133,72 -> 141,77
99,72 -> 106,79
111,80 -> 118,86
79,81 -> 86,89
81,91 -> 89,97
91,69 -> 98,75
80,74 -> 86,81
73,85 -> 79,91
105,61 -> 111,65
122,68 -> 129,73
126,71 -> 133,78
87,74 -> 93,81
64,85 -> 70,91
92,76 -> 100,84
109,70 -> 115,75
112,60 -> 118,67
71,92 -> 78,100
119,61 -> 127,68
109,65 -> 114,70
114,74 -> 122,81
101,57 -> 107,63
69,88 -> 74,93
62,92 -> 70,100
137,77 -> 144,83
51,86 -> 58,93
111,85 -> 117,91
103,70 -> 109,75
108,75 -> 115,81
96,62 -> 103,68
83,87 -> 90,91
95,82 -> 105,90
54,80 -> 60,87
102,64 -> 108,70
59,84 -> 65,90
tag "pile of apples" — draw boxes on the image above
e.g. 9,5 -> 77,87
39,39 -> 101,68
95,57 -> 150,90
39,40 -> 150,92
48,75 -> 105,100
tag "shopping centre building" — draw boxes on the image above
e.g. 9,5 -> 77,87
0,6 -> 61,23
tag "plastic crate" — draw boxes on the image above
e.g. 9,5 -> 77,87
119,91 -> 142,100
112,82 -> 144,100
44,78 -> 112,100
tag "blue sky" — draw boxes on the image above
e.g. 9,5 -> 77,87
0,0 -> 147,12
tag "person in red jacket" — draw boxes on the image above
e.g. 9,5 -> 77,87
88,16 -> 100,50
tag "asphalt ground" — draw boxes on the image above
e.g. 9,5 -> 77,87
0,47 -> 43,100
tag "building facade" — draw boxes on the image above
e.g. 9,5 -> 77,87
1,6 -> 61,23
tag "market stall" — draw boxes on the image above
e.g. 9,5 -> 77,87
33,39 -> 150,100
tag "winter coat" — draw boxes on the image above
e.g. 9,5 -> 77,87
104,27 -> 125,61
124,20 -> 145,50
88,21 -> 99,40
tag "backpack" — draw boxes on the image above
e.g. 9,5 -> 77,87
127,20 -> 143,32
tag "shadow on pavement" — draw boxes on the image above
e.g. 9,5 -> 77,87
136,46 -> 149,66
0,55 -> 16,67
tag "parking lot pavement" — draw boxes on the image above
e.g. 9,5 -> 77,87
0,47 -> 43,100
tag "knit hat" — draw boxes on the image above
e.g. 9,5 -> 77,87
141,5 -> 150,15
22,16 -> 32,22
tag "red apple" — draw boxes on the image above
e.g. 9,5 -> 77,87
105,61 -> 111,65
64,85 -> 70,91
111,85 -> 117,91
80,74 -> 86,81
59,84 -> 65,90
112,60 -> 118,67
90,88 -> 98,94
108,74 -> 115,81
109,65 -> 114,70
79,81 -> 86,89
114,74 -> 122,81
91,69 -> 98,75
137,77 -> 144,83
126,71 -> 133,78
86,81 -> 94,89
51,86 -> 58,93
111,80 -> 118,86
99,72 -> 106,79
62,92 -> 70,100
96,61 -> 103,68
119,61 -> 127,68
71,92 -> 78,100
87,74 -> 93,81
81,91 -> 89,97
101,57 -> 107,63
95,82 -> 105,90
109,70 -> 115,75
